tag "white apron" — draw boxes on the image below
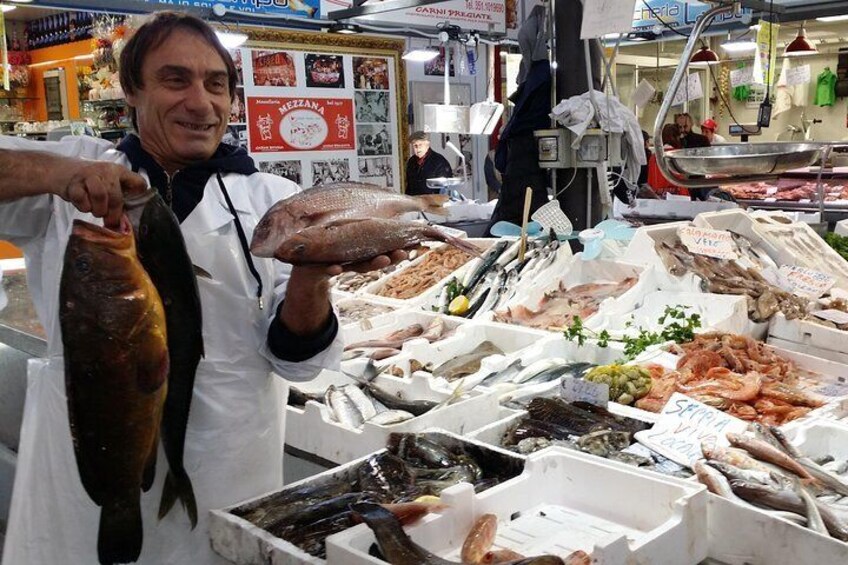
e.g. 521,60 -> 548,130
2,178 -> 288,564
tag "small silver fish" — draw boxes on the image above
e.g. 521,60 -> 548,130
369,410 -> 416,426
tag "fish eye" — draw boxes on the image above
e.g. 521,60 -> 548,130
294,243 -> 307,255
75,254 -> 92,274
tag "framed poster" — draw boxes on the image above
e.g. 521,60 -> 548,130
239,29 -> 407,191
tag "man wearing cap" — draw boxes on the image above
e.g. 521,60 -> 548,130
700,119 -> 727,144
405,131 -> 453,195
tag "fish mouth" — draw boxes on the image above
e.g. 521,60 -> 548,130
71,216 -> 133,245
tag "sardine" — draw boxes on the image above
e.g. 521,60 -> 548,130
132,191 -> 203,528
60,217 -> 168,564
369,410 -> 416,426
432,341 -> 504,381
461,514 -> 498,563
347,363 -> 438,416
343,384 -> 378,421
480,358 -> 525,387
271,218 -> 482,265
250,182 -> 448,257
326,385 -> 365,428
464,241 -> 509,296
513,358 -> 568,384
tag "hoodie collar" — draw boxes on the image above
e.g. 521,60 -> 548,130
116,134 -> 258,223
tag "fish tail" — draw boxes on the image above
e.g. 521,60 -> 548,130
98,497 -> 142,564
415,194 -> 450,214
431,229 -> 484,257
159,468 -> 199,529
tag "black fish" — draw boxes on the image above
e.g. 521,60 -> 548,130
357,452 -> 417,503
388,433 -> 459,469
233,481 -> 351,530
133,190 -> 203,528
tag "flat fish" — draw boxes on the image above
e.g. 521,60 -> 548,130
272,218 -> 482,265
250,182 -> 448,257
60,218 -> 168,564
433,341 -> 504,381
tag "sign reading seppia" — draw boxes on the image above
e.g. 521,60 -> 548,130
631,0 -> 750,33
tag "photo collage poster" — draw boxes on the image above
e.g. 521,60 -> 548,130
227,46 -> 400,190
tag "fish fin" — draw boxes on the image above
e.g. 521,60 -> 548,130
98,497 -> 143,565
415,194 -> 450,214
159,469 -> 199,529
141,439 -> 157,492
192,264 -> 213,280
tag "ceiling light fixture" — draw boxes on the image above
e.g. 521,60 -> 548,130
785,23 -> 817,57
215,30 -> 248,49
721,40 -> 757,53
690,45 -> 721,66
402,47 -> 440,62
816,15 -> 848,23
0,5 -> 16,12
328,22 -> 361,34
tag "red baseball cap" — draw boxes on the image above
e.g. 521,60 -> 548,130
701,119 -> 718,131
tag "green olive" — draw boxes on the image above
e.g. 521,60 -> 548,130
617,393 -> 634,405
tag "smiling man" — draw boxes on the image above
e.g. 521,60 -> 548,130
0,11 -> 401,565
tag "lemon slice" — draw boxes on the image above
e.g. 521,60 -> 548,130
448,295 -> 470,316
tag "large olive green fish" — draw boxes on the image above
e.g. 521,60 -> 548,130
60,217 -> 169,564
250,182 -> 448,257
131,189 -> 203,528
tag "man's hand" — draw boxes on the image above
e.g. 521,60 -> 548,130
324,250 -> 408,277
57,162 -> 148,228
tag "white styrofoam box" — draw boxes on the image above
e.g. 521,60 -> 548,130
211,431 -> 525,565
704,419 -> 848,564
696,208 -> 848,291
767,336 -> 848,368
334,295 -> 401,329
340,310 -> 463,370
284,372 -> 502,465
629,198 -> 737,220
326,447 -> 708,565
623,221 -> 705,292
769,314 -> 848,363
587,290 -> 750,338
416,238 -> 574,316
361,239 -> 496,305
837,219 -> 848,237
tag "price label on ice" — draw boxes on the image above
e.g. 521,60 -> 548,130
812,309 -> 848,325
560,376 -> 608,408
635,393 -> 748,467
779,265 -> 836,298
678,226 -> 738,260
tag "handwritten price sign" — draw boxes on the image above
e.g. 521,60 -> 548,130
778,265 -> 836,298
678,226 -> 738,260
560,377 -> 608,408
635,393 -> 747,467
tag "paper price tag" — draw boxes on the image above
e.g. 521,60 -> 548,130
812,309 -> 848,325
730,66 -> 754,88
779,265 -> 836,298
633,79 -> 656,109
580,0 -> 638,39
766,186 -> 779,195
634,393 -> 748,467
560,376 -> 609,408
678,226 -> 738,260
671,73 -> 703,107
786,64 -> 811,86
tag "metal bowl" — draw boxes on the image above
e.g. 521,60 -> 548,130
664,142 -> 823,177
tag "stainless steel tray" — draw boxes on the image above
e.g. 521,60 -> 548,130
665,143 -> 823,177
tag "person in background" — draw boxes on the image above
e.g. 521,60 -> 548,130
405,130 -> 452,195
675,112 -> 711,148
638,130 -> 651,186
700,118 -> 727,144
648,123 -> 689,198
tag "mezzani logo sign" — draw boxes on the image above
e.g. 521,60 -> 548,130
278,99 -> 325,115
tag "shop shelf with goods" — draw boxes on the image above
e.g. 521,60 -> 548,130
328,447 -> 708,565
210,431 -> 526,564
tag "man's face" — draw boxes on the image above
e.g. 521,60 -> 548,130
675,115 -> 691,134
412,139 -> 430,158
126,29 -> 231,171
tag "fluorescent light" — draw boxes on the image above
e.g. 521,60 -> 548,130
402,48 -> 439,62
0,5 -> 16,12
215,30 -> 248,49
817,15 -> 848,22
721,40 -> 757,53
6,0 -> 33,3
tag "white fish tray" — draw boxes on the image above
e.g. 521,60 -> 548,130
837,219 -> 848,237
326,447 -> 708,564
360,238 -> 497,306
627,198 -> 738,220
340,310 -> 463,371
334,295 -> 402,329
586,290 -> 750,338
416,239 -> 574,316
768,314 -> 848,364
210,431 -> 525,565
284,371 -> 502,465
695,208 -> 848,291
704,419 -> 848,564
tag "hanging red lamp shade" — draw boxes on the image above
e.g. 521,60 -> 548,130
690,45 -> 721,66
784,27 -> 817,56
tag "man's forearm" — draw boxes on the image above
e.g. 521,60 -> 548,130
0,149 -> 79,201
278,268 -> 333,336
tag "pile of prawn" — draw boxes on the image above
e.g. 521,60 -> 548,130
635,332 -> 827,425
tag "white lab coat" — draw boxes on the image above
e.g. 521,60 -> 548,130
0,135 -> 342,564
